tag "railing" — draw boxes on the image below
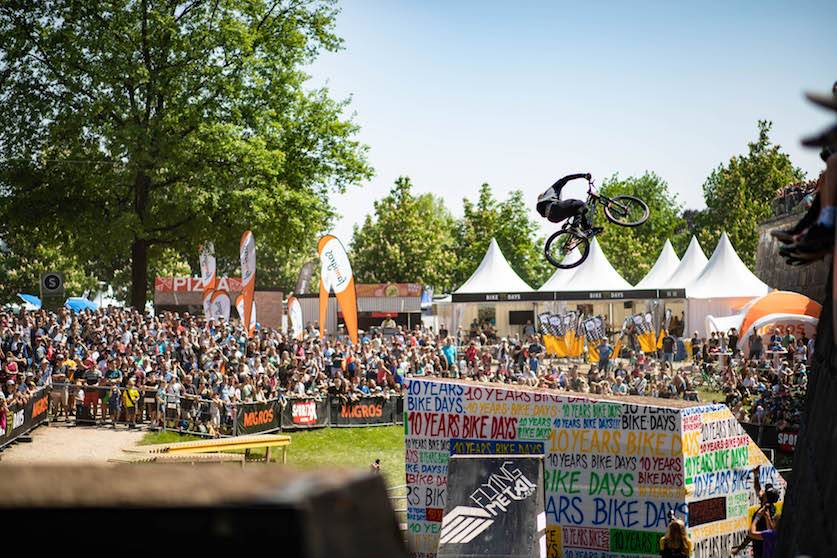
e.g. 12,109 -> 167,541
47,383 -> 404,437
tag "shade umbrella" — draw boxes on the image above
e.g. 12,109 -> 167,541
17,294 -> 42,309
64,297 -> 99,312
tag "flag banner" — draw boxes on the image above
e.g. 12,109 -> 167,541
593,316 -> 606,340
236,294 -> 256,334
634,313 -> 657,353
583,318 -> 600,342
288,296 -> 303,341
199,242 -> 217,319
239,230 -> 256,337
537,312 -> 551,336
549,314 -> 566,337
664,308 -> 672,331
210,290 -> 231,322
318,235 -> 359,344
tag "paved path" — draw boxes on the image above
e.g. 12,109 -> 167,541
0,423 -> 144,465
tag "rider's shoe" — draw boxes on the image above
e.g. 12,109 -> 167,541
778,224 -> 834,261
587,227 -> 604,237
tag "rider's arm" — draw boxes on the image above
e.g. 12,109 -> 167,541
550,173 -> 592,194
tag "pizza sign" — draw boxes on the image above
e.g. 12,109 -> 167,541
155,277 -> 243,292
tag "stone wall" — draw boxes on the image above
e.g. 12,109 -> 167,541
756,212 -> 830,302
777,267 -> 836,556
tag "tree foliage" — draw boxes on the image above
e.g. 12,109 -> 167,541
596,173 -> 686,285
0,0 -> 371,306
350,177 -> 457,291
454,184 -> 551,289
699,120 -> 805,268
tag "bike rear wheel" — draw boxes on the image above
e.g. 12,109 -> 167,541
544,229 -> 590,269
604,195 -> 649,227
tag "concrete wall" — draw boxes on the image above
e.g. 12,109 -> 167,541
756,212 -> 830,301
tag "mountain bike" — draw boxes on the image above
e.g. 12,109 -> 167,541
544,177 -> 649,269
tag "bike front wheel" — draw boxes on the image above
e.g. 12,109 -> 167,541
604,195 -> 649,227
544,229 -> 590,269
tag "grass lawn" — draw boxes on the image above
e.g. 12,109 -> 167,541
140,426 -> 406,489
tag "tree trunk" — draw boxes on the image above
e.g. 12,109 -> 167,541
130,238 -> 149,309
131,168 -> 151,309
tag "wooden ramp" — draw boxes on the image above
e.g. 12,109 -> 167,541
109,453 -> 245,466
125,434 -> 291,463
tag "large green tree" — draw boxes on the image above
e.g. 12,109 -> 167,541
0,0 -> 371,307
454,184 -> 551,289
699,120 -> 805,268
596,172 -> 686,285
350,177 -> 457,291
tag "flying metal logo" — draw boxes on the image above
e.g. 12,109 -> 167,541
438,506 -> 494,545
439,461 -> 537,545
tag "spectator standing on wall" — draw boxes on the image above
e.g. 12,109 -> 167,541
690,332 -> 701,364
597,338 -> 613,372
661,331 -> 676,366
749,328 -> 764,360
658,516 -> 692,557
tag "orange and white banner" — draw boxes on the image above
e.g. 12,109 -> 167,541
288,296 -> 304,341
235,294 -> 257,335
239,230 -> 256,337
199,242 -> 217,319
210,290 -> 231,322
317,235 -> 358,344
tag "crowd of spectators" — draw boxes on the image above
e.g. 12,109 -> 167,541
0,306 -> 810,436
772,179 -> 817,217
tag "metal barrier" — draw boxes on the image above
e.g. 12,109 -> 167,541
47,383 -> 403,438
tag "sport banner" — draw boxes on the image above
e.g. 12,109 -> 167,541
239,230 -> 256,337
287,296 -> 304,340
329,396 -> 398,427
280,398 -> 329,430
633,313 -> 657,353
0,387 -> 49,449
235,294 -> 256,334
210,289 -> 231,322
318,235 -> 359,344
198,241 -> 217,319
234,399 -> 279,435
537,313 -> 561,357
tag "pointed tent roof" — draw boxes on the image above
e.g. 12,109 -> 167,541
664,236 -> 709,289
634,240 -> 681,290
685,232 -> 769,298
560,238 -> 633,291
538,247 -> 581,291
454,238 -> 533,294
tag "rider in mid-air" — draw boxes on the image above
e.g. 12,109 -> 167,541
536,173 -> 595,232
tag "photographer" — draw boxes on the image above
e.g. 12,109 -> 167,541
747,504 -> 779,558
731,465 -> 780,558
659,512 -> 692,557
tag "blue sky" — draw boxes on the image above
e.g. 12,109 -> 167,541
309,0 -> 837,243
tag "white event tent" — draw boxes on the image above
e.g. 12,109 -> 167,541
448,238 -> 534,335
685,233 -> 769,336
560,238 -> 632,292
664,236 -> 709,289
634,240 -> 680,290
454,238 -> 532,294
538,247 -> 581,292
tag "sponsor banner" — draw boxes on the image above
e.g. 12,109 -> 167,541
355,283 -> 423,298
154,276 -> 242,293
280,398 -> 329,430
329,396 -> 398,427
210,290 -> 231,322
0,388 -> 49,449
234,399 -> 279,435
287,296 -> 303,340
318,235 -> 359,344
239,230 -> 256,337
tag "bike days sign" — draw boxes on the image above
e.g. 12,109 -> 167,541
281,398 -> 329,430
